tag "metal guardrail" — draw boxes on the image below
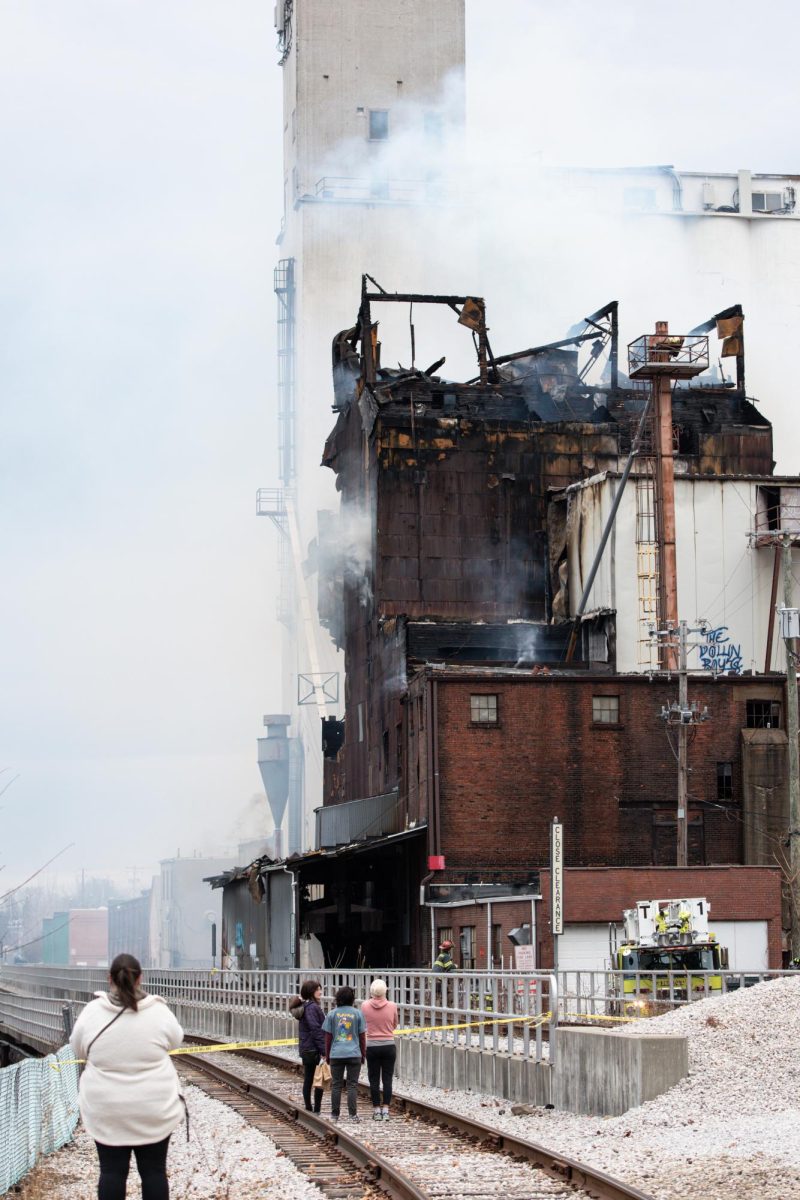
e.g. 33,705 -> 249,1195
0,990 -> 83,1054
1,967 -> 557,1062
558,968 -> 797,1019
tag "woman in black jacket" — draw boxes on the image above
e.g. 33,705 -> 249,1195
289,979 -> 326,1112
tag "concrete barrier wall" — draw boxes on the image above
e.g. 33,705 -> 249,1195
552,1027 -> 688,1116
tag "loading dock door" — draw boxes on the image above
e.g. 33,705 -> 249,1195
711,921 -> 768,971
558,924 -> 617,972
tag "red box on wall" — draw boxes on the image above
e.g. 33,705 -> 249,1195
428,855 -> 446,871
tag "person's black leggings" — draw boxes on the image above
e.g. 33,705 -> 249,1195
366,1044 -> 396,1107
95,1137 -> 171,1200
301,1049 -> 324,1112
330,1056 -> 361,1117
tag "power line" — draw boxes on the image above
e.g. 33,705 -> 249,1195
0,843 -> 75,904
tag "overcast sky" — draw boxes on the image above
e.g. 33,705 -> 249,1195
1,1 -> 797,893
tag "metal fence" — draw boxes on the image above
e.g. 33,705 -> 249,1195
1,966 -> 557,1062
0,1045 -> 79,1193
0,990 -> 83,1055
558,967 -> 796,1020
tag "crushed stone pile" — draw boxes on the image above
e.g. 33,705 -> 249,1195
395,976 -> 800,1200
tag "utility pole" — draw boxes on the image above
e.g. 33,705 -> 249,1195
677,620 -> 690,867
652,621 -> 711,867
780,534 -> 800,959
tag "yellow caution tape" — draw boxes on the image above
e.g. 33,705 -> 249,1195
50,1010 -> 553,1070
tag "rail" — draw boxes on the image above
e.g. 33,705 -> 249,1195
0,990 -> 83,1055
1,966 -> 557,1062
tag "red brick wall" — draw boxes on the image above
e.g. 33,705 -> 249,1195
431,866 -> 782,970
68,909 -> 109,968
434,674 -> 785,871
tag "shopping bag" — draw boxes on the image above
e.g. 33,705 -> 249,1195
312,1061 -> 332,1091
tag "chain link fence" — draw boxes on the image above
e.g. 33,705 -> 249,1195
0,1046 -> 79,1193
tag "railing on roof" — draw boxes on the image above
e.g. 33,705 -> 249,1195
627,333 -> 709,379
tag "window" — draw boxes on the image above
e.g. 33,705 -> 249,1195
382,729 -> 389,773
752,192 -> 782,212
592,695 -> 620,724
368,109 -> 389,141
491,923 -> 503,968
459,926 -> 476,970
437,926 -> 453,950
746,699 -> 781,729
470,694 -> 498,724
717,762 -> 733,801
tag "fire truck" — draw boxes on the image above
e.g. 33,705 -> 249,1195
609,897 -> 728,1015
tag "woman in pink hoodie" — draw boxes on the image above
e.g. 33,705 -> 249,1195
361,978 -> 398,1120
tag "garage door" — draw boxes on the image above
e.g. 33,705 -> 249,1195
558,924 -> 619,972
711,921 -> 768,971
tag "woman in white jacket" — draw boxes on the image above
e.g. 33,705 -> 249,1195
69,953 -> 185,1200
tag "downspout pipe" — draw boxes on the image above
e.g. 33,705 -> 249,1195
282,864 -> 298,967
565,396 -> 652,662
660,164 -> 684,212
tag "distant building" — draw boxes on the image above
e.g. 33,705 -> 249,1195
154,854 -> 234,968
108,892 -> 152,967
40,908 -> 108,967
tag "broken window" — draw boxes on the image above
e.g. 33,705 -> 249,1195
716,761 -> 733,801
470,694 -> 498,724
368,109 -> 389,141
746,699 -> 781,729
592,695 -> 620,724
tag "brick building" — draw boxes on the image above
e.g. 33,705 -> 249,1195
294,286 -> 792,969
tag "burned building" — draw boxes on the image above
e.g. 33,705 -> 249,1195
300,278 -> 792,970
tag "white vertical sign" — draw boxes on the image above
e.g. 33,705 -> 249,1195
551,817 -> 564,936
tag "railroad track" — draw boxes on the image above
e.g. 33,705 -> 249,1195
180,1037 -> 655,1200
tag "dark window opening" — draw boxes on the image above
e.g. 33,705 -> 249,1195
746,699 -> 781,729
491,923 -> 503,967
368,109 -> 389,141
382,729 -> 389,778
760,485 -> 781,531
716,761 -> 733,800
395,722 -> 402,782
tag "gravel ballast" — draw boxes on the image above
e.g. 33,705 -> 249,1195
13,977 -> 800,1199
17,1083 -> 325,1199
391,976 -> 800,1200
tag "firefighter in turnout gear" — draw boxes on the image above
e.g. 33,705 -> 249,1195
433,941 -> 456,972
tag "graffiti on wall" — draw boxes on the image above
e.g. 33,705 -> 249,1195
695,625 -> 743,675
